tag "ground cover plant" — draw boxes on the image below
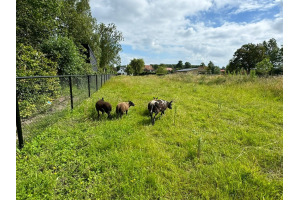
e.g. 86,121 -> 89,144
16,74 -> 283,199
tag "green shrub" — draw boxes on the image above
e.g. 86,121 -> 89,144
256,58 -> 273,76
17,44 -> 60,118
156,66 -> 167,75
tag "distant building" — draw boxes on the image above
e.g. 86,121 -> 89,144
82,44 -> 98,72
166,68 -> 173,73
198,66 -> 207,74
117,66 -> 127,75
176,66 -> 207,74
176,68 -> 199,74
144,65 -> 154,73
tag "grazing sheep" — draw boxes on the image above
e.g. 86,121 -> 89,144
95,97 -> 112,119
148,99 -> 173,125
116,101 -> 135,118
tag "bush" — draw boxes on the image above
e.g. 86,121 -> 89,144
156,66 -> 167,75
17,44 -> 60,118
255,58 -> 273,76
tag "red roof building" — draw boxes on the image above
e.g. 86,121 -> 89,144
144,65 -> 154,72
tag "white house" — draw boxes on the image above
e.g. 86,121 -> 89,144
117,67 -> 127,75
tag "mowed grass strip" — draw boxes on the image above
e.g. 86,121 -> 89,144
16,74 -> 283,199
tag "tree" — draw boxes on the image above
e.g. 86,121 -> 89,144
129,58 -> 145,75
16,0 -> 60,47
57,0 -> 100,60
255,58 -> 273,76
227,43 -> 266,73
97,23 -> 124,70
214,66 -> 221,74
184,62 -> 192,69
207,61 -> 215,74
263,38 -> 280,66
125,65 -> 134,75
176,60 -> 183,69
41,36 -> 90,75
156,64 -> 167,75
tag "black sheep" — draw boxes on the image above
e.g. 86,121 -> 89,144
95,97 -> 112,119
148,99 -> 173,125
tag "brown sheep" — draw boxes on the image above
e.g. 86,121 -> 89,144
116,101 -> 135,118
95,97 -> 112,119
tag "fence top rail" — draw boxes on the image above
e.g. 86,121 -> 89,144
16,74 -> 112,80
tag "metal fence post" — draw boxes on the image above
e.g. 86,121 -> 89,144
87,75 -> 91,97
96,75 -> 98,91
69,76 -> 73,110
100,74 -> 103,87
16,97 -> 24,149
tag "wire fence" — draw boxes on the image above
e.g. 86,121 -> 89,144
16,74 -> 114,148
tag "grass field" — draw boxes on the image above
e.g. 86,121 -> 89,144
16,74 -> 283,199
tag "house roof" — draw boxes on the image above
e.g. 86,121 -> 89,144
166,68 -> 173,71
176,68 -> 198,72
144,65 -> 154,70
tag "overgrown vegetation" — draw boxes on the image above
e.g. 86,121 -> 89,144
17,74 -> 283,199
16,0 -> 123,118
16,44 -> 61,118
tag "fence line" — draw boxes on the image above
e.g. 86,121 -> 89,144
16,74 -> 114,149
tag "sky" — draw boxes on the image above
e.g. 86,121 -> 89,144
90,0 -> 283,67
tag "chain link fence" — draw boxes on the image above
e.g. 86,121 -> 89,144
16,74 -> 113,148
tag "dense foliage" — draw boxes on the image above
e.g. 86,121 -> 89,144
41,36 -> 90,75
156,65 -> 168,75
16,0 -> 123,117
129,58 -> 145,75
16,0 -> 123,75
227,38 -> 283,75
16,44 -> 60,117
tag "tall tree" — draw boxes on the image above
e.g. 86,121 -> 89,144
129,58 -> 145,75
207,61 -> 215,74
176,60 -> 183,69
16,0 -> 60,47
184,62 -> 192,68
97,23 -> 124,70
41,36 -> 91,75
227,43 -> 266,73
263,38 -> 283,69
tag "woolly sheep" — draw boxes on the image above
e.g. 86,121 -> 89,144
95,97 -> 112,119
148,99 -> 173,125
116,101 -> 135,118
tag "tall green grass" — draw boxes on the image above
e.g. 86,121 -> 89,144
16,74 -> 283,199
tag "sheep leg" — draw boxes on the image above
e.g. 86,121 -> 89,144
97,110 -> 100,119
149,112 -> 153,123
126,110 -> 128,115
152,112 -> 158,125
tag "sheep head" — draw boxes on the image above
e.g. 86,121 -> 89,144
129,101 -> 135,107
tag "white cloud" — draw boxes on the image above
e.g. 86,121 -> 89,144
90,0 -> 283,66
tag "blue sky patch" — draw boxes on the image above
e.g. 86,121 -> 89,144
186,4 -> 282,28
